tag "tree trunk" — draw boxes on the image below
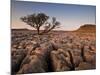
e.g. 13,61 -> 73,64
37,27 -> 40,35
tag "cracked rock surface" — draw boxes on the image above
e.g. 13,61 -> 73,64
11,30 -> 96,74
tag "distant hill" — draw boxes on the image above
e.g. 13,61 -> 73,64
75,24 -> 96,33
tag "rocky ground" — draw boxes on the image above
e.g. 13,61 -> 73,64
11,25 -> 96,74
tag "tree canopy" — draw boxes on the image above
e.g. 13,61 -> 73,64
20,13 -> 60,35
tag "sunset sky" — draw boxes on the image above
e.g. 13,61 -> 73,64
11,0 -> 96,30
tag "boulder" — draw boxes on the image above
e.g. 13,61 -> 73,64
18,56 -> 46,74
50,49 -> 72,71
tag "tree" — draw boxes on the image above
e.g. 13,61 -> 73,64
20,13 -> 60,35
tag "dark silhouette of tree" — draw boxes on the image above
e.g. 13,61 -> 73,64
20,13 -> 60,35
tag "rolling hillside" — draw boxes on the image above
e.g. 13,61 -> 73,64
75,24 -> 96,33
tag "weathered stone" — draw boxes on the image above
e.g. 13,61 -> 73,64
75,62 -> 95,70
18,56 -> 46,74
50,49 -> 72,71
84,50 -> 96,63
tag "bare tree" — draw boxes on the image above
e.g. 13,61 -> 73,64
20,13 -> 60,35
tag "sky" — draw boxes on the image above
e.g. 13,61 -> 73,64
11,0 -> 96,31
